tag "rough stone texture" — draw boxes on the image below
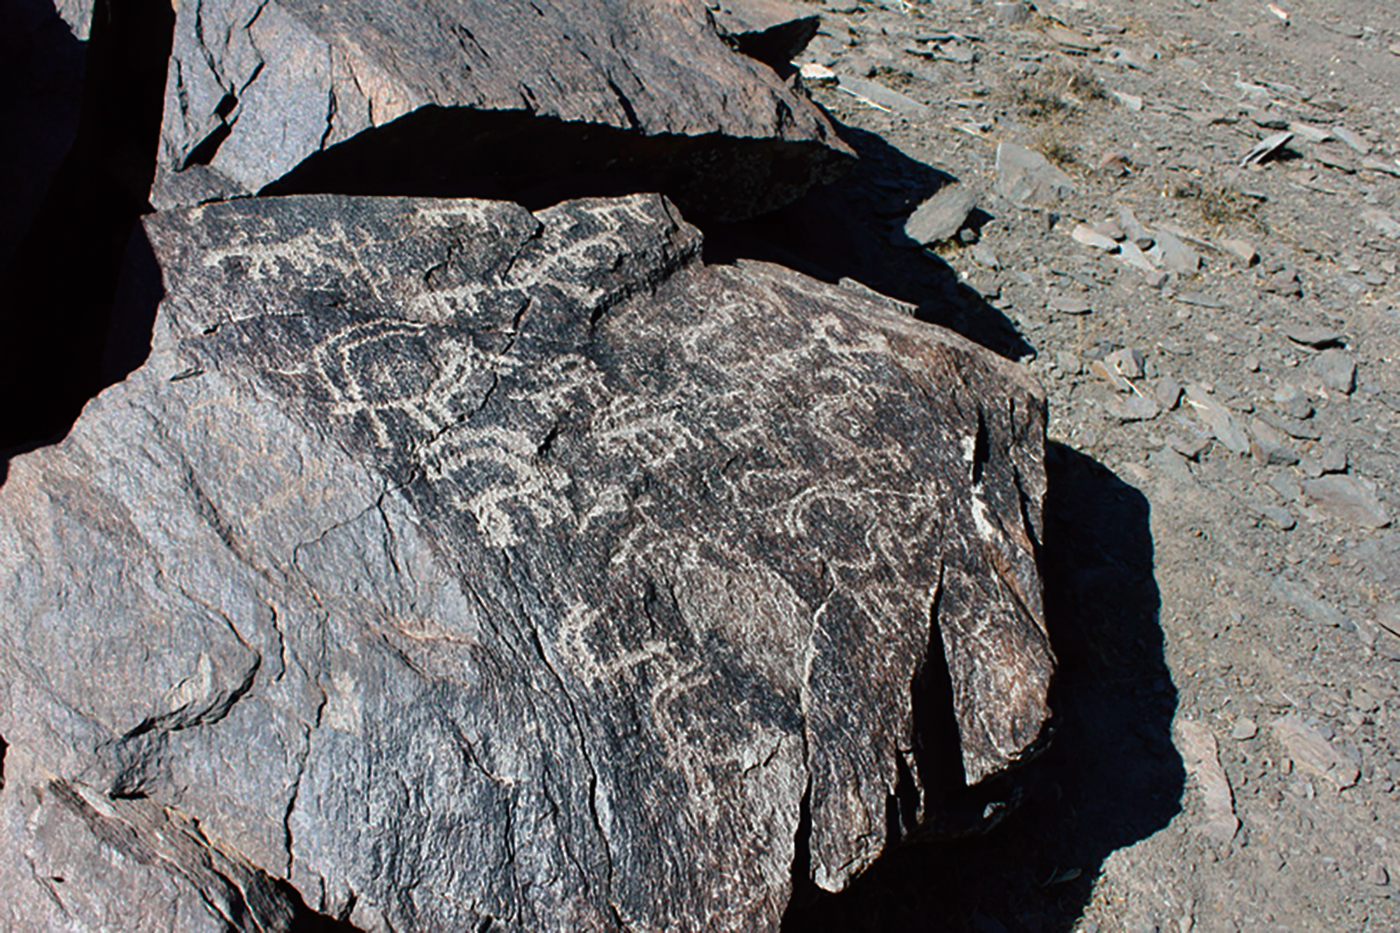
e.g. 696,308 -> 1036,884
0,192 -> 1051,930
150,0 -> 851,220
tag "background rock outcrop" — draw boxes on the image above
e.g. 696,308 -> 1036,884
0,192 -> 1051,930
151,0 -> 852,220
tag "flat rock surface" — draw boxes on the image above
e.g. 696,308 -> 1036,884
0,193 -> 1051,931
150,0 -> 852,220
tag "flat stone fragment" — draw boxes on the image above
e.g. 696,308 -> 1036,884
1362,208 -> 1400,239
837,76 -> 932,118
1219,237 -> 1259,265
1284,324 -> 1346,349
1174,720 -> 1239,845
1312,348 -> 1356,394
1048,294 -> 1091,315
900,185 -> 978,245
1184,384 -> 1250,454
1302,475 -> 1391,528
995,142 -> 1076,206
1272,715 -> 1360,789
0,193 -> 1053,932
149,0 -> 853,220
1240,131 -> 1294,167
1070,223 -> 1119,251
1149,230 -> 1201,274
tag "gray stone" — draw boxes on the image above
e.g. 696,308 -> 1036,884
1302,475 -> 1391,528
149,0 -> 853,221
1150,231 -> 1202,274
838,76 -> 931,118
995,142 -> 1076,206
0,193 -> 1053,931
1105,347 -> 1147,380
1272,715 -> 1359,789
1108,394 -> 1161,422
1049,294 -> 1092,315
1231,717 -> 1258,740
970,241 -> 1002,269
1240,131 -> 1294,167
1184,384 -> 1250,454
1321,445 -> 1348,474
1248,418 -> 1299,466
1313,349 -> 1357,394
1220,238 -> 1259,266
1331,125 -> 1370,154
1071,223 -> 1120,251
900,185 -> 979,245
1154,377 -> 1183,411
1284,324 -> 1345,349
1361,208 -> 1400,239
992,2 -> 1032,25
1273,578 -> 1346,628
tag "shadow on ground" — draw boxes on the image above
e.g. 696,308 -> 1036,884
705,121 -> 1031,362
786,442 -> 1182,932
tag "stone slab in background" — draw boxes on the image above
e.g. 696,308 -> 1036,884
151,0 -> 852,220
0,192 -> 1051,930
708,0 -> 822,68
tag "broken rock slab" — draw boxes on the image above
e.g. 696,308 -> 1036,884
1174,719 -> 1239,845
995,142 -> 1075,207
898,184 -> 978,246
151,0 -> 852,220
0,192 -> 1053,931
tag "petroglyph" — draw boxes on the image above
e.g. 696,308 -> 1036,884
34,191 -> 1054,930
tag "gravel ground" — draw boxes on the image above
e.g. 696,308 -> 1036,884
775,0 -> 1400,929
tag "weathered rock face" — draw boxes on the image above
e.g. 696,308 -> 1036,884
151,0 -> 852,220
0,192 -> 1051,931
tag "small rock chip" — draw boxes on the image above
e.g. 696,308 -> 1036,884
1264,268 -> 1302,297
1220,238 -> 1259,266
838,76 -> 931,118
1185,384 -> 1250,454
1321,446 -> 1348,474
970,241 -> 1001,269
1302,475 -> 1391,528
1175,720 -> 1239,845
1049,294 -> 1091,315
1268,472 -> 1302,501
1249,419 -> 1299,466
1361,158 -> 1400,178
1230,718 -> 1258,741
1361,207 -> 1400,239
1331,125 -> 1370,155
1109,394 -> 1161,422
1093,220 -> 1126,241
799,62 -> 838,86
992,2 -> 1032,25
1112,90 -> 1144,111
1272,714 -> 1360,789
1273,387 -> 1314,420
1313,348 -> 1356,394
901,185 -> 978,245
1288,122 -> 1332,143
1117,240 -> 1157,274
1284,324 -> 1345,349
1071,223 -> 1120,251
995,142 -> 1076,206
1151,231 -> 1202,274
1167,432 -> 1211,460
1042,23 -> 1099,52
1240,131 -> 1294,167
1154,377 -> 1183,410
1106,347 -> 1146,379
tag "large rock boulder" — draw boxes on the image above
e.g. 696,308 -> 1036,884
151,0 -> 851,220
0,192 -> 1051,930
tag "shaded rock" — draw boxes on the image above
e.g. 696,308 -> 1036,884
1071,223 -> 1119,251
1302,475 -> 1391,528
708,0 -> 821,68
900,184 -> 978,245
0,193 -> 1052,931
995,142 -> 1075,206
150,0 -> 852,221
